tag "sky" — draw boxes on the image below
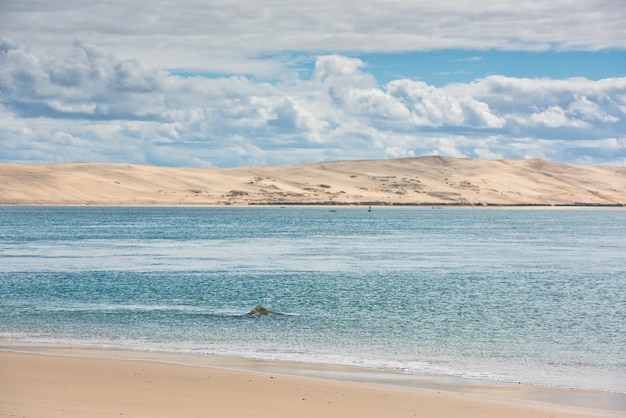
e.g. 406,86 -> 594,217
1,0 -> 625,168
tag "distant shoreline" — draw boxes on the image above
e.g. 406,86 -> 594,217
1,157 -> 625,207
1,202 -> 624,208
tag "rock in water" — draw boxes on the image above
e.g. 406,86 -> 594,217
246,305 -> 284,316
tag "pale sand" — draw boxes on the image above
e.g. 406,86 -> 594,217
1,156 -> 625,206
1,350 -> 624,418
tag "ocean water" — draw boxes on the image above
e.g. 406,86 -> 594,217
1,206 -> 625,393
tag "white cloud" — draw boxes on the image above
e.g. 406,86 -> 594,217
530,106 -> 590,128
2,0 -> 624,77
312,55 -> 369,82
384,146 -> 415,159
47,100 -> 97,114
473,148 -> 504,160
567,95 -> 619,123
0,40 -> 625,167
388,80 -> 507,128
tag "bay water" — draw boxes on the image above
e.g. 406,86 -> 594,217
1,206 -> 624,393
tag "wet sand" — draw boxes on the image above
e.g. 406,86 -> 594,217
1,349 -> 623,418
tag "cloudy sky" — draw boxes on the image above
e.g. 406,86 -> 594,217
1,0 -> 625,167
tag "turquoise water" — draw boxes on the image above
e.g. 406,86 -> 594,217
1,207 -> 625,392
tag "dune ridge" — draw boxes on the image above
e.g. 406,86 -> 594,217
1,156 -> 624,206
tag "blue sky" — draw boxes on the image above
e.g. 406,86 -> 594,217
171,50 -> 626,86
359,50 -> 626,86
1,0 -> 625,167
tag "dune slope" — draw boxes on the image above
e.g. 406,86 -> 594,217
1,157 -> 624,206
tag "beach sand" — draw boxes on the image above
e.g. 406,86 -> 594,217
1,350 -> 623,418
1,156 -> 625,207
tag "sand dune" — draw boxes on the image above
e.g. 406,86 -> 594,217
1,156 -> 625,206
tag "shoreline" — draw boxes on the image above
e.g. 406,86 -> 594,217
1,203 -> 625,209
2,345 -> 625,417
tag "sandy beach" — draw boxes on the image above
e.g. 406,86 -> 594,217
1,350 -> 623,418
1,156 -> 625,207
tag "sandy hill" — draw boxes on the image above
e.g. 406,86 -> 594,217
0,157 -> 624,207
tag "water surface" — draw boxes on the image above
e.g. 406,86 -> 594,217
1,207 -> 624,393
